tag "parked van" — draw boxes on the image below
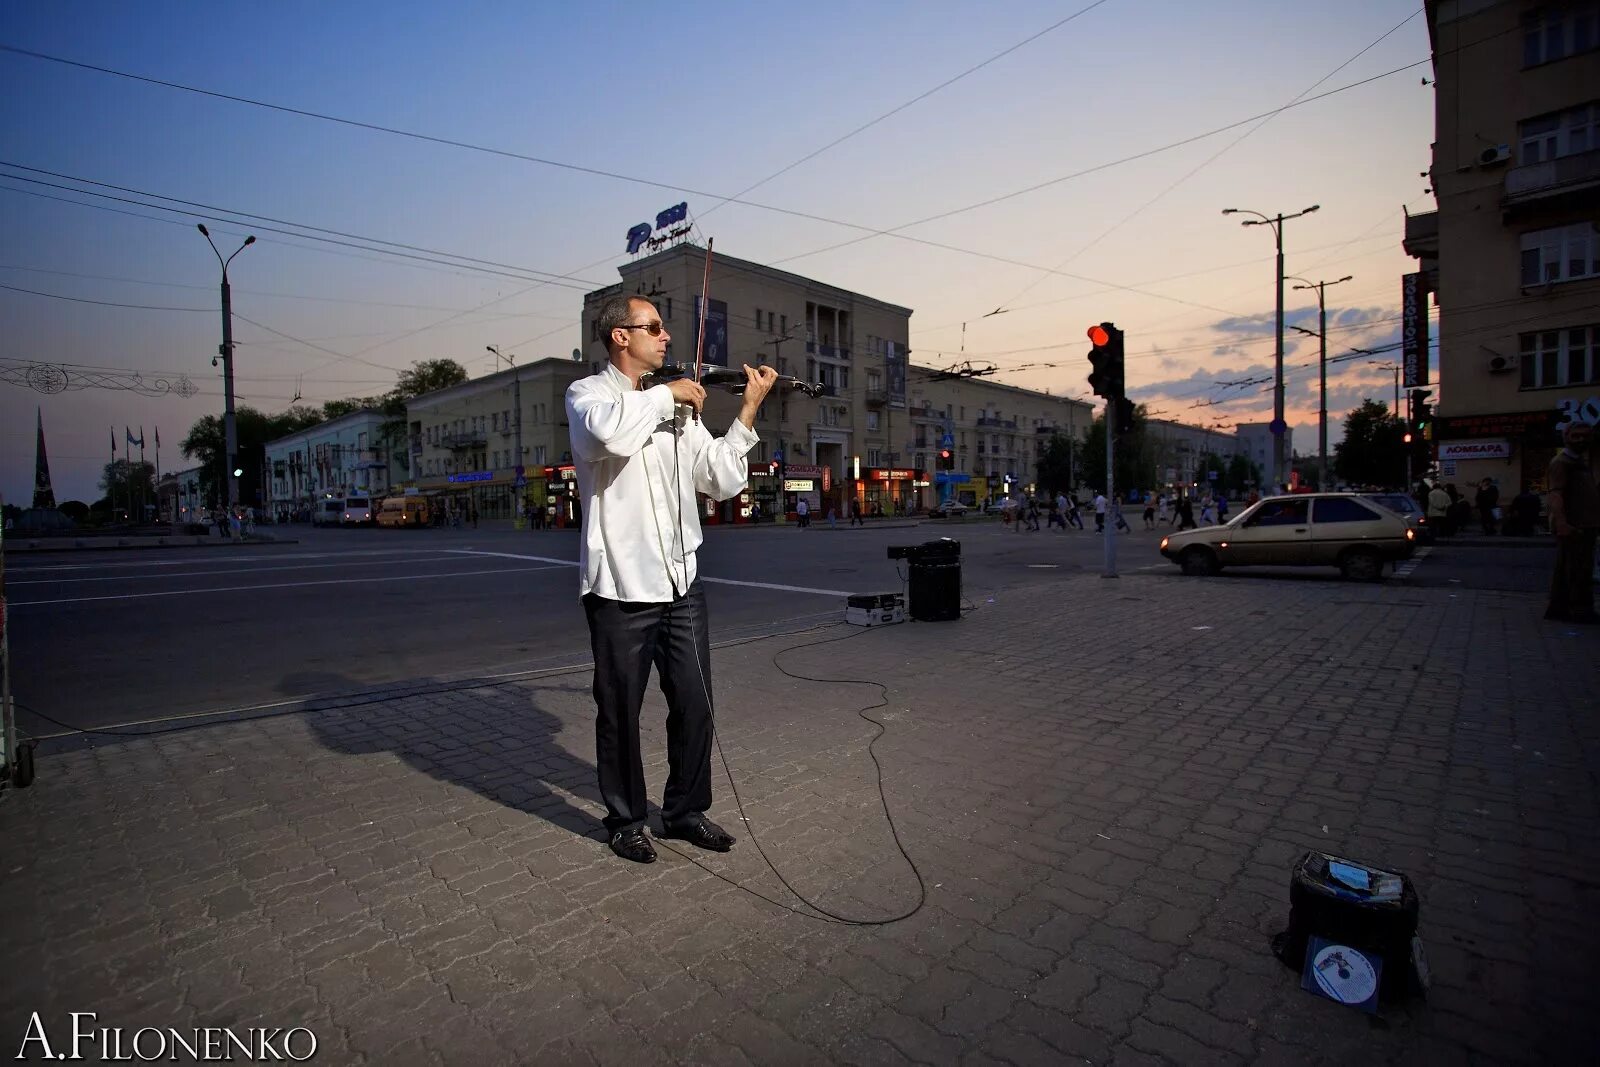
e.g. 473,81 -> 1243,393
311,496 -> 344,527
377,495 -> 429,528
342,496 -> 374,526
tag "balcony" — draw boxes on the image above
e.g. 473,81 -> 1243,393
976,417 -> 1017,429
441,430 -> 487,450
1402,209 -> 1438,260
865,387 -> 888,408
1503,148 -> 1600,216
805,341 -> 851,359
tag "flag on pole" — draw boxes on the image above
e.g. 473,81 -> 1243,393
155,426 -> 161,448
126,427 -> 144,448
111,426 -> 117,457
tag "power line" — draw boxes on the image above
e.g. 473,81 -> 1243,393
0,282 -> 209,312
983,9 -> 1422,317
696,0 -> 1116,223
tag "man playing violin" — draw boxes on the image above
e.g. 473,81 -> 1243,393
566,294 -> 779,863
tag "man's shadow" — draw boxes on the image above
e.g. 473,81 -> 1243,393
292,670 -> 606,841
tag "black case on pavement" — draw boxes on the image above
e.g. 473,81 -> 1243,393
1278,851 -> 1422,1000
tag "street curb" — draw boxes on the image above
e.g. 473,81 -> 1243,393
2,535 -> 300,555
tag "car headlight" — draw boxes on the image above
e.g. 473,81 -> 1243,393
1160,537 -> 1169,550
1405,528 -> 1415,541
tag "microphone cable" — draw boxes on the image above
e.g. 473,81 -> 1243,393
669,402 -> 927,925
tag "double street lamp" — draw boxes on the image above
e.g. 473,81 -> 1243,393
198,224 -> 255,512
1286,273 -> 1353,490
1222,204 -> 1319,491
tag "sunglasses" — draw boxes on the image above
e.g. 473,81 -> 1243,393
620,322 -> 666,336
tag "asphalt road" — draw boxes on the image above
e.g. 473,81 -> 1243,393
4,519 -> 1556,735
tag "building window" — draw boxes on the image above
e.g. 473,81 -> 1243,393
867,411 -> 879,430
1520,222 -> 1600,286
1521,326 -> 1599,388
780,314 -> 787,335
868,449 -> 881,466
1524,5 -> 1600,67
1518,102 -> 1597,164
755,307 -> 762,332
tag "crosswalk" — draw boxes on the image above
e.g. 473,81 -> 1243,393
1392,545 -> 1432,579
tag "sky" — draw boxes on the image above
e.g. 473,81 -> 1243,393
0,0 -> 1438,505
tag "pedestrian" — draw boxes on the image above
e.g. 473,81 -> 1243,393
1508,483 -> 1541,536
1427,482 -> 1451,537
1093,491 -> 1108,532
1544,420 -> 1598,623
1475,477 -> 1500,535
1157,493 -> 1171,526
826,505 -> 837,529
1175,496 -> 1197,530
796,497 -> 809,529
470,502 -> 479,529
1112,494 -> 1131,532
1199,494 -> 1216,525
1050,492 -> 1067,530
566,292 -> 780,863
850,499 -> 864,527
1142,496 -> 1156,530
1026,498 -> 1041,531
1066,495 -> 1084,529
1216,494 -> 1229,524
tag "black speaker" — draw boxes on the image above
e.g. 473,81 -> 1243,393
909,557 -> 960,621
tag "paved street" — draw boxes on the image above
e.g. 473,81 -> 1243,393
3,523 -> 1595,1064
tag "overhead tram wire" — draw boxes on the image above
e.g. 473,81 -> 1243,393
765,57 -> 1433,272
3,46 -> 1425,324
693,0 -> 1116,225
981,9 -> 1423,318
0,164 -> 603,292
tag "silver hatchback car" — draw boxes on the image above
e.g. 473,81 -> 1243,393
1159,493 -> 1416,580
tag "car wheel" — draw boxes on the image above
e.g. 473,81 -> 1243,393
1340,548 -> 1383,581
1179,546 -> 1219,576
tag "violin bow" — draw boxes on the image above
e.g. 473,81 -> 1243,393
692,238 -> 714,421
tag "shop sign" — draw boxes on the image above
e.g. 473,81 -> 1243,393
447,471 -> 493,484
543,465 -> 577,482
1401,272 -> 1429,387
1436,409 -> 1561,440
1556,394 -> 1600,431
784,463 -> 824,477
783,479 -> 815,491
1438,440 -> 1512,460
869,468 -> 916,481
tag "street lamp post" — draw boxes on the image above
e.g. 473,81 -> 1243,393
1222,204 -> 1319,491
198,225 -> 255,513
487,345 -> 523,525
1288,273 -> 1353,490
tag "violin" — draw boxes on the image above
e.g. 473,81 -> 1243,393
640,363 -> 825,399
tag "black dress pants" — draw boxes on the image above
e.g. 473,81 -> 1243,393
583,580 -> 715,835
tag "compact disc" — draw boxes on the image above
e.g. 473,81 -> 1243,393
1310,943 -> 1378,1005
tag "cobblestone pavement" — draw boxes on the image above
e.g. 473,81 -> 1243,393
2,569 -> 1596,1065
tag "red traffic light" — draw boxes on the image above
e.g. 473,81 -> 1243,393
939,449 -> 951,459
1087,325 -> 1110,346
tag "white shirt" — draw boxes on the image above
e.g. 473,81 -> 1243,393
566,363 -> 758,602
1094,494 -> 1107,514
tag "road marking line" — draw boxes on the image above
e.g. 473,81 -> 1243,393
449,549 -> 853,597
1392,545 -> 1432,579
7,547 -> 449,573
8,565 -> 564,607
7,554 -> 476,586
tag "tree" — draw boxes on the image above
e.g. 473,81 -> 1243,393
1225,453 -> 1262,495
180,406 -> 323,509
1333,399 -> 1406,488
58,500 -> 90,523
1035,432 -> 1076,495
1081,403 -> 1156,497
99,459 -> 156,519
395,359 -> 467,399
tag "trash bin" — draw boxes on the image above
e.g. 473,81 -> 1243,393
907,539 -> 961,621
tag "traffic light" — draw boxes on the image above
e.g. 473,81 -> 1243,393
938,448 -> 953,471
1087,322 -> 1125,399
1409,388 -> 1433,441
1113,397 -> 1136,437
768,460 -> 778,475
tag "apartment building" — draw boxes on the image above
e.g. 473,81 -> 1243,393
581,243 -> 1095,516
405,357 -> 589,522
1406,0 -> 1600,494
263,409 -> 396,522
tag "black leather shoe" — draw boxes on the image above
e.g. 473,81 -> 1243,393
659,817 -> 736,852
609,829 -> 657,863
